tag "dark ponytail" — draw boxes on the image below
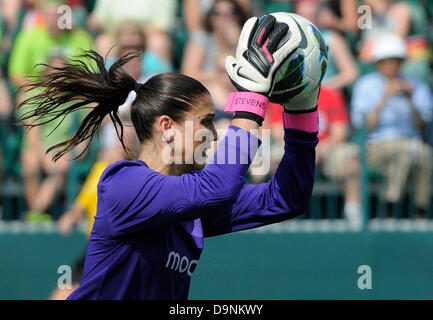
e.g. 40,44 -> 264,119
18,50 -> 141,161
18,50 -> 211,162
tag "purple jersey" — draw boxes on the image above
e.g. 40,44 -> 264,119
67,126 -> 317,299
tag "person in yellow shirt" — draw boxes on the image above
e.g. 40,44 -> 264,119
59,160 -> 110,238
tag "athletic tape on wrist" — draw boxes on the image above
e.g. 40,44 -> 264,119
224,92 -> 269,119
282,111 -> 319,133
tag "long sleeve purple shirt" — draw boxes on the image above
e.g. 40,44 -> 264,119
67,125 -> 317,300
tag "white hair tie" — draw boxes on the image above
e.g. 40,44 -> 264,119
118,89 -> 138,114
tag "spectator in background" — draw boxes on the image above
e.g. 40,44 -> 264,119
183,0 -> 251,33
0,0 -> 24,73
295,0 -> 359,91
359,0 -> 412,62
181,0 -> 248,83
17,53 -> 78,222
316,87 -> 361,224
316,0 -> 359,34
8,0 -> 94,89
88,0 -> 176,70
0,69 -> 14,214
0,0 -> 23,219
362,0 -> 412,40
351,33 -> 433,218
359,0 -> 432,84
0,70 -> 12,117
21,0 -> 88,30
105,21 -> 171,81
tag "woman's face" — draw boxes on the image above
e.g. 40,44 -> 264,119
163,94 -> 218,174
210,1 -> 238,33
44,4 -> 64,34
118,29 -> 144,49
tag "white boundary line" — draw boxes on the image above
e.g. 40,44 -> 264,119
242,219 -> 433,234
242,220 -> 363,234
368,218 -> 433,232
0,221 -> 87,234
0,219 -> 433,234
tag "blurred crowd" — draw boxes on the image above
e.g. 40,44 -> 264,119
0,0 -> 432,224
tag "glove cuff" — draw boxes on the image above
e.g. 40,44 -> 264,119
224,92 -> 269,119
282,110 -> 319,133
233,111 -> 263,126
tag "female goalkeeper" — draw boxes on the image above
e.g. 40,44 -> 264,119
19,15 -> 320,300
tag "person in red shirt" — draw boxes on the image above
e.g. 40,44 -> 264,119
317,86 -> 362,224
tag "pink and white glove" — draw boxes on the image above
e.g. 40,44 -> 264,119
224,15 -> 301,126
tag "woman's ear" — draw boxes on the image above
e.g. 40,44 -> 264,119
159,115 -> 175,142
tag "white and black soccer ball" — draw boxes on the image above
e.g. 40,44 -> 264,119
270,12 -> 328,106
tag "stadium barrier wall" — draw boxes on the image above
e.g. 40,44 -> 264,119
1,221 -> 433,299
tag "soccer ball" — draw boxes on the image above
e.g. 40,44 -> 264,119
269,12 -> 328,107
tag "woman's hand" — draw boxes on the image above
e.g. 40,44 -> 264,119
225,15 -> 296,96
224,15 -> 299,127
